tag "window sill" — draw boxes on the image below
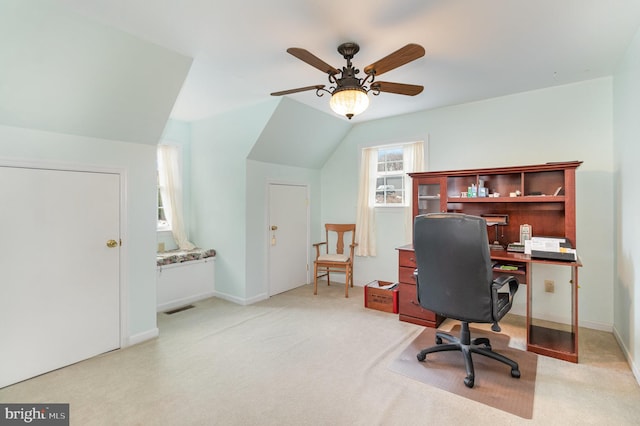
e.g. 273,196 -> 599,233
375,205 -> 409,209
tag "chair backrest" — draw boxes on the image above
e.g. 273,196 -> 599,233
325,224 -> 356,255
413,213 -> 493,323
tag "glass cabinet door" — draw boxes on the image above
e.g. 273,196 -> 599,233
415,177 -> 446,216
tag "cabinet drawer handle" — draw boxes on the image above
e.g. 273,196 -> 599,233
409,257 -> 415,262
410,299 -> 420,306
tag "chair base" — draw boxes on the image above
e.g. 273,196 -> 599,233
416,322 -> 520,388
313,264 -> 353,298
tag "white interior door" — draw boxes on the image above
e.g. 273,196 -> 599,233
0,166 -> 121,388
268,184 -> 309,296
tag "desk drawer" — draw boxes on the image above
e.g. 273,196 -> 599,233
398,266 -> 417,284
398,282 -> 440,322
398,250 -> 416,268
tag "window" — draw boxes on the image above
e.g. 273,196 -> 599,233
157,170 -> 170,231
374,145 -> 407,206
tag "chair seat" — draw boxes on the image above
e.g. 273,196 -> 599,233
317,254 -> 350,263
313,223 -> 357,298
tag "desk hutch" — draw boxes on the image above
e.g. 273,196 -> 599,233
397,161 -> 582,362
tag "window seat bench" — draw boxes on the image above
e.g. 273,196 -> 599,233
156,248 -> 216,312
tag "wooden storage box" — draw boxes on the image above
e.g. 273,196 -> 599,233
364,280 -> 399,313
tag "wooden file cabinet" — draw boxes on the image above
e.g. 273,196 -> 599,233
397,246 -> 445,328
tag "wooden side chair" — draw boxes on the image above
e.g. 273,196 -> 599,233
313,224 -> 357,298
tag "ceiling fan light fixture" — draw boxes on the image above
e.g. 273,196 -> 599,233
272,42 -> 425,119
330,87 -> 369,120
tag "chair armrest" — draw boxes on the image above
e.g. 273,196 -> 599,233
348,242 -> 358,259
492,275 -> 518,294
312,242 -> 327,259
491,275 -> 519,322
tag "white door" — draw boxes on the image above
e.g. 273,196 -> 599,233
268,184 -> 309,296
0,166 -> 121,388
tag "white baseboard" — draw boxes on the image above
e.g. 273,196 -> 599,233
213,290 -> 268,305
156,291 -> 216,312
578,319 -> 613,332
126,328 -> 159,347
212,290 -> 247,305
245,293 -> 269,305
613,326 -> 640,385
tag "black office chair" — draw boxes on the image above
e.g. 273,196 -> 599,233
413,213 -> 521,388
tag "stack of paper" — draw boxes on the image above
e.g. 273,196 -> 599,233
526,237 -> 577,261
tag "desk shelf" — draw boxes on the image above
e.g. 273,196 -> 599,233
448,196 -> 565,203
528,325 -> 577,362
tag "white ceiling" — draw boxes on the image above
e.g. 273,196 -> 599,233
55,0 -> 640,123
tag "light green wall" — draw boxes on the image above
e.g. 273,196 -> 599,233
189,102 -> 276,303
322,78 -> 614,329
613,25 -> 640,380
0,124 -> 158,340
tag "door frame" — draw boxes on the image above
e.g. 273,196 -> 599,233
0,157 -> 129,347
266,181 -> 310,296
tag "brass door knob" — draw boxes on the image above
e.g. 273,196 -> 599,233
271,225 -> 278,231
106,239 -> 118,248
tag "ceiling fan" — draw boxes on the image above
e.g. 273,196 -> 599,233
271,42 -> 425,119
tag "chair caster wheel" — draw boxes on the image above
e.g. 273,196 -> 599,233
417,353 -> 426,362
464,376 -> 474,388
511,369 -> 521,378
435,337 -> 443,344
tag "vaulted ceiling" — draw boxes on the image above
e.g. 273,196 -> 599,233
54,0 -> 640,123
3,0 -> 640,154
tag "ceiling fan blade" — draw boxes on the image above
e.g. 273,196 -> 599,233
270,85 -> 325,96
371,81 -> 424,96
287,48 -> 340,75
364,44 -> 425,76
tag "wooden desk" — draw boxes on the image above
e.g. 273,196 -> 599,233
397,244 -> 582,363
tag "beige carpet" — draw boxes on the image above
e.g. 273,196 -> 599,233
2,284 -> 640,425
390,325 -> 537,419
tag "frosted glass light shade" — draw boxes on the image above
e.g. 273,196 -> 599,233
330,88 -> 369,119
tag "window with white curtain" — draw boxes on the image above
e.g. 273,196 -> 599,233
355,141 -> 425,256
157,144 -> 195,250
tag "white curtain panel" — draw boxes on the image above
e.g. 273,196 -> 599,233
355,147 -> 377,256
158,145 -> 195,250
404,141 -> 425,243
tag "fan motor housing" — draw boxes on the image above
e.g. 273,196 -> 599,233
337,42 -> 360,59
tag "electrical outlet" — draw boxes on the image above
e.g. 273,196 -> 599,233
544,279 -> 555,293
